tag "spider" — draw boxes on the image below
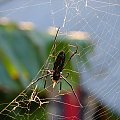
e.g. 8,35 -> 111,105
31,27 -> 83,108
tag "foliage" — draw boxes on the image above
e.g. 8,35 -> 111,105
0,22 -> 94,120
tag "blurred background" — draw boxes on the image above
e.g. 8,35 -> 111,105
0,0 -> 120,120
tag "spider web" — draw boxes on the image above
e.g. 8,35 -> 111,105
0,27 -> 82,120
0,0 -> 120,120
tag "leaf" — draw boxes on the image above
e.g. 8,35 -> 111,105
0,22 -> 94,97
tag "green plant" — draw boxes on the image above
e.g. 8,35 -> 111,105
0,21 -> 94,119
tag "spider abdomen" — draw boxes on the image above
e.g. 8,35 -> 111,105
53,51 -> 65,82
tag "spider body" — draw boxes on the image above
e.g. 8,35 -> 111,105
53,51 -> 65,81
52,51 -> 65,87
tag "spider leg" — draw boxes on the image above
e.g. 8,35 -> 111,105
61,75 -> 83,108
44,80 -> 47,89
44,70 -> 53,89
65,72 -> 69,78
31,73 -> 50,86
63,46 -> 78,69
52,27 -> 60,56
58,73 -> 69,93
59,82 -> 62,93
